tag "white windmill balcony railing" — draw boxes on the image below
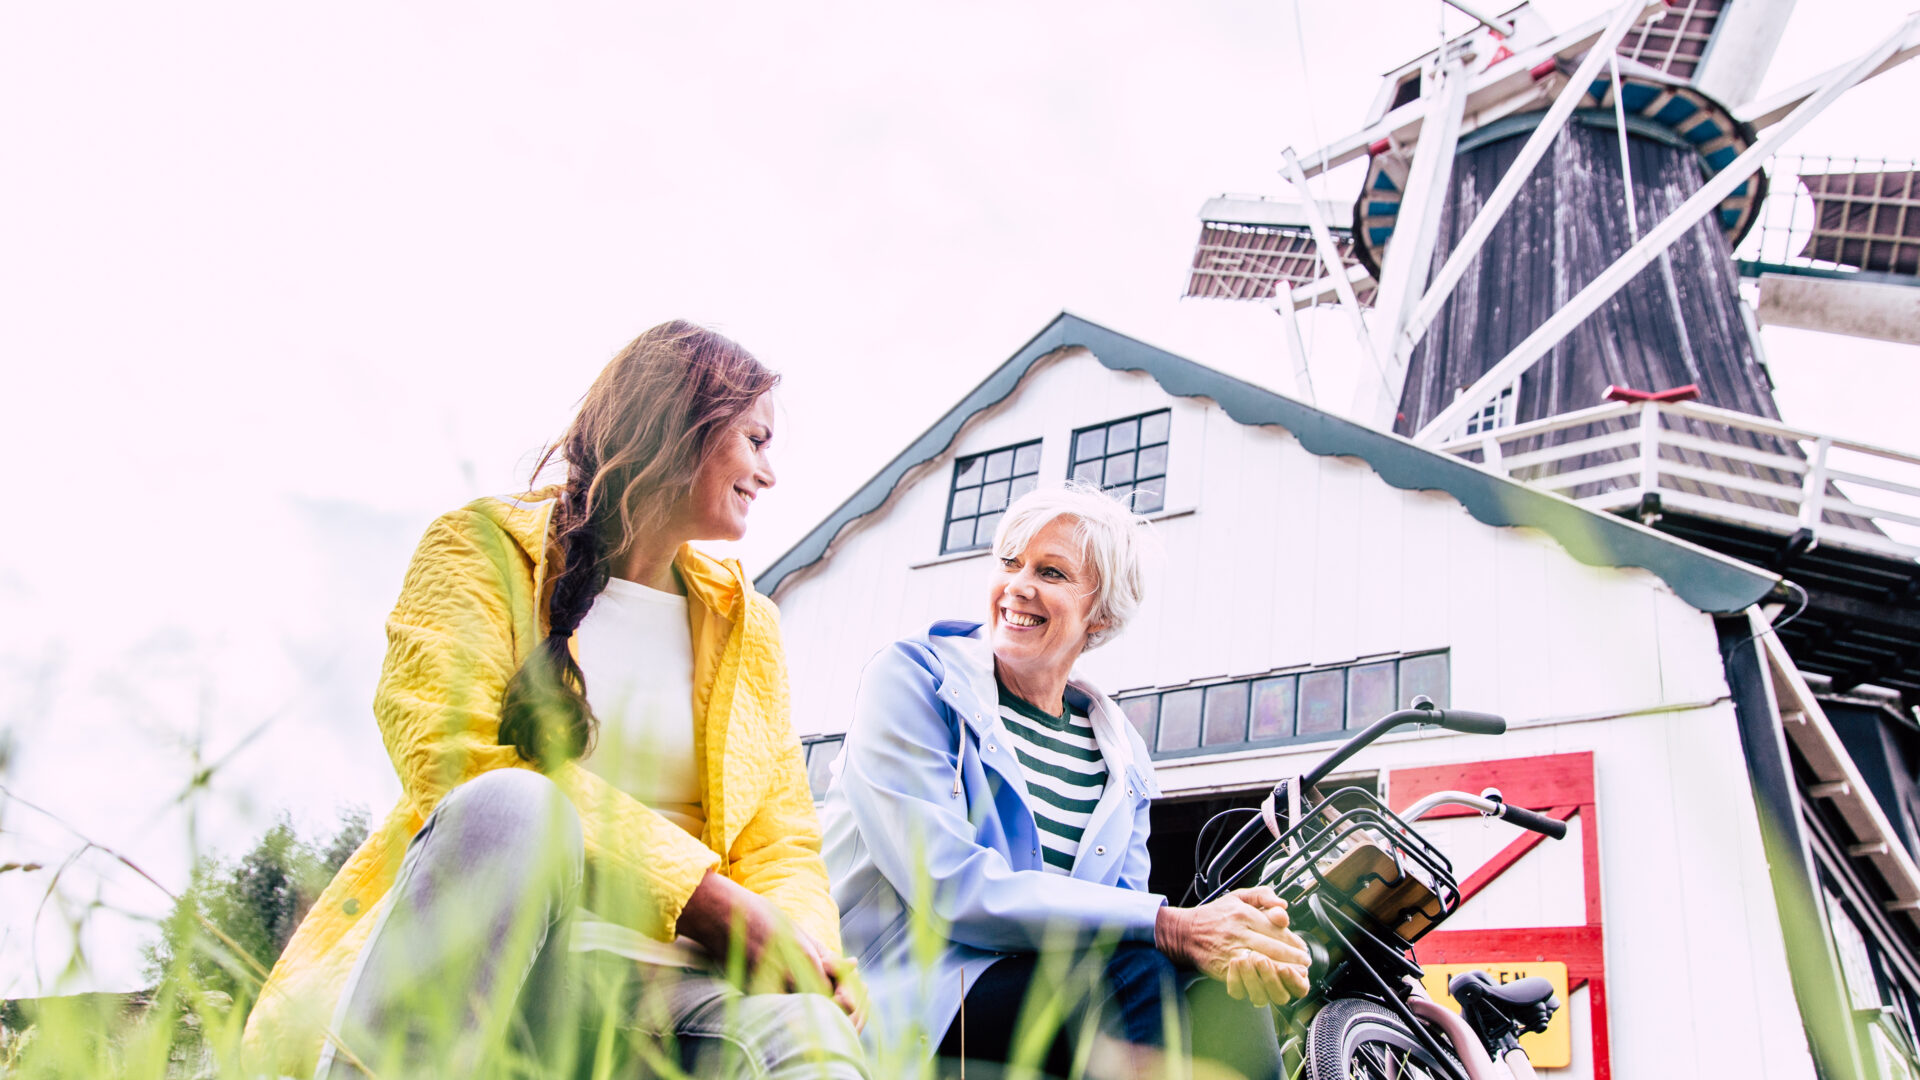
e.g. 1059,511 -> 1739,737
1432,399 -> 1920,563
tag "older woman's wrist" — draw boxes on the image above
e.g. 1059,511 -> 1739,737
1154,904 -> 1190,964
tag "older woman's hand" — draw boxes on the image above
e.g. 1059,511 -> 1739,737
1154,886 -> 1312,1007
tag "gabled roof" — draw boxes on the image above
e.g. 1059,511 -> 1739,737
756,312 -> 1781,613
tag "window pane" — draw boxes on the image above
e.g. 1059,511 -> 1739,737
1013,442 -> 1042,476
1298,670 -> 1344,735
1008,474 -> 1038,502
985,449 -> 1015,482
1140,411 -> 1171,445
1108,419 -> 1138,452
1132,484 -> 1165,514
1072,459 -> 1103,484
1119,696 -> 1158,744
1399,653 -> 1450,709
1075,428 -> 1106,461
1250,676 -> 1296,739
950,487 -> 980,518
1347,662 -> 1397,729
973,512 -> 1003,547
955,455 -> 985,487
806,738 -> 843,801
946,520 -> 976,551
1105,453 -> 1136,486
1157,688 -> 1203,752
1137,444 -> 1169,479
979,480 -> 1011,513
1203,682 -> 1250,746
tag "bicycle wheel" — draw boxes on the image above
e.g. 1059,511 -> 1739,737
1306,998 -> 1462,1080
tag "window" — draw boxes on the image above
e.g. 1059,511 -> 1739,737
1298,670 -> 1345,735
1068,410 -> 1169,513
1156,688 -> 1205,754
802,735 -> 844,802
1348,662 -> 1398,729
1203,682 -> 1251,747
1389,71 -> 1422,110
944,440 -> 1042,554
1119,652 -> 1450,759
1399,652 -> 1450,709
1459,382 -> 1517,437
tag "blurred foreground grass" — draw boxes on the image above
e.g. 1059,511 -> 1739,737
0,799 -> 1138,1080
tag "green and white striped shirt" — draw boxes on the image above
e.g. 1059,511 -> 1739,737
997,679 -> 1108,874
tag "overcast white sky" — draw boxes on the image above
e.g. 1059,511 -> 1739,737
5,0 -> 1919,995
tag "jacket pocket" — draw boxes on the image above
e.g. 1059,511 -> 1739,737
858,908 -> 913,972
838,872 -> 891,948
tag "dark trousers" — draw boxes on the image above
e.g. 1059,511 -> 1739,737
936,942 -> 1280,1079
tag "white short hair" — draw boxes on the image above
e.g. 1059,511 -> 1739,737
990,481 -> 1152,650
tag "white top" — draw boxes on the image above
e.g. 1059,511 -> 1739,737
574,575 -> 705,838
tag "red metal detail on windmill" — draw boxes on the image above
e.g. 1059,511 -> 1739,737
1369,137 -> 1392,156
1391,752 -> 1609,1078
1529,58 -> 1559,81
1485,30 -> 1514,68
1604,383 -> 1700,403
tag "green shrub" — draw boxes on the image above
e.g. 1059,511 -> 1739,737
144,810 -> 368,1009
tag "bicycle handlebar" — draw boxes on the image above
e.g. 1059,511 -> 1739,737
1431,709 -> 1506,736
1299,701 -> 1507,790
1402,789 -> 1569,840
1496,801 -> 1568,840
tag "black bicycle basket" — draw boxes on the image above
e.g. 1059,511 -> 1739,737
1258,785 -> 1463,947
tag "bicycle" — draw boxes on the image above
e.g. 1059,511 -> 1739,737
1189,698 -> 1568,1080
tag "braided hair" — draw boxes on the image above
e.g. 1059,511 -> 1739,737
497,321 -> 778,768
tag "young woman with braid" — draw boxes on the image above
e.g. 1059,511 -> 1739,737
242,322 -> 867,1080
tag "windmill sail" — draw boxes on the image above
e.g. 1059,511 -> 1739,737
1186,196 -> 1375,305
1614,0 -> 1724,80
1796,167 -> 1920,276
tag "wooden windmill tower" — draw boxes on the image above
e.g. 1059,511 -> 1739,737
1188,0 -> 1920,714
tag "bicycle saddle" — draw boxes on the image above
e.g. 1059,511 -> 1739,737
1448,971 -> 1559,1036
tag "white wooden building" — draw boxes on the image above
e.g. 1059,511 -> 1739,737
754,312 -> 1907,1078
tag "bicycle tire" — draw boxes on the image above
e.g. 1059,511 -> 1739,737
1305,997 -> 1463,1080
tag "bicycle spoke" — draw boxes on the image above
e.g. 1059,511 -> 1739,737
1352,1042 -> 1397,1079
1348,1035 -> 1452,1080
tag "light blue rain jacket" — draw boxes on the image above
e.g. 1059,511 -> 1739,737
819,621 -> 1166,1060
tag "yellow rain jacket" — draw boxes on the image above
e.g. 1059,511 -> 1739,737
242,490 -> 840,1076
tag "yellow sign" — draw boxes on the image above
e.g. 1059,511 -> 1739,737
1418,961 -> 1572,1069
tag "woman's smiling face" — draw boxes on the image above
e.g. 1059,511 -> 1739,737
681,393 -> 777,541
986,516 -> 1105,698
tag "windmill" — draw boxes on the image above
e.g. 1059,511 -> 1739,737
1188,0 -> 1920,713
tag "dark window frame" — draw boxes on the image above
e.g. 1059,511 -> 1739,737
942,438 -> 1044,555
1119,651 -> 1451,760
1067,409 -> 1170,514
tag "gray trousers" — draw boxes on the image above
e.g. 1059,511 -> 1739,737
315,769 -> 866,1080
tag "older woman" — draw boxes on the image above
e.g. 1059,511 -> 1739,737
821,484 -> 1309,1079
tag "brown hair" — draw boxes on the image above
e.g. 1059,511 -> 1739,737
497,320 -> 779,768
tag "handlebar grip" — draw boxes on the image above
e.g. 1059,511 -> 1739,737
1498,802 -> 1568,839
1435,709 -> 1506,735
